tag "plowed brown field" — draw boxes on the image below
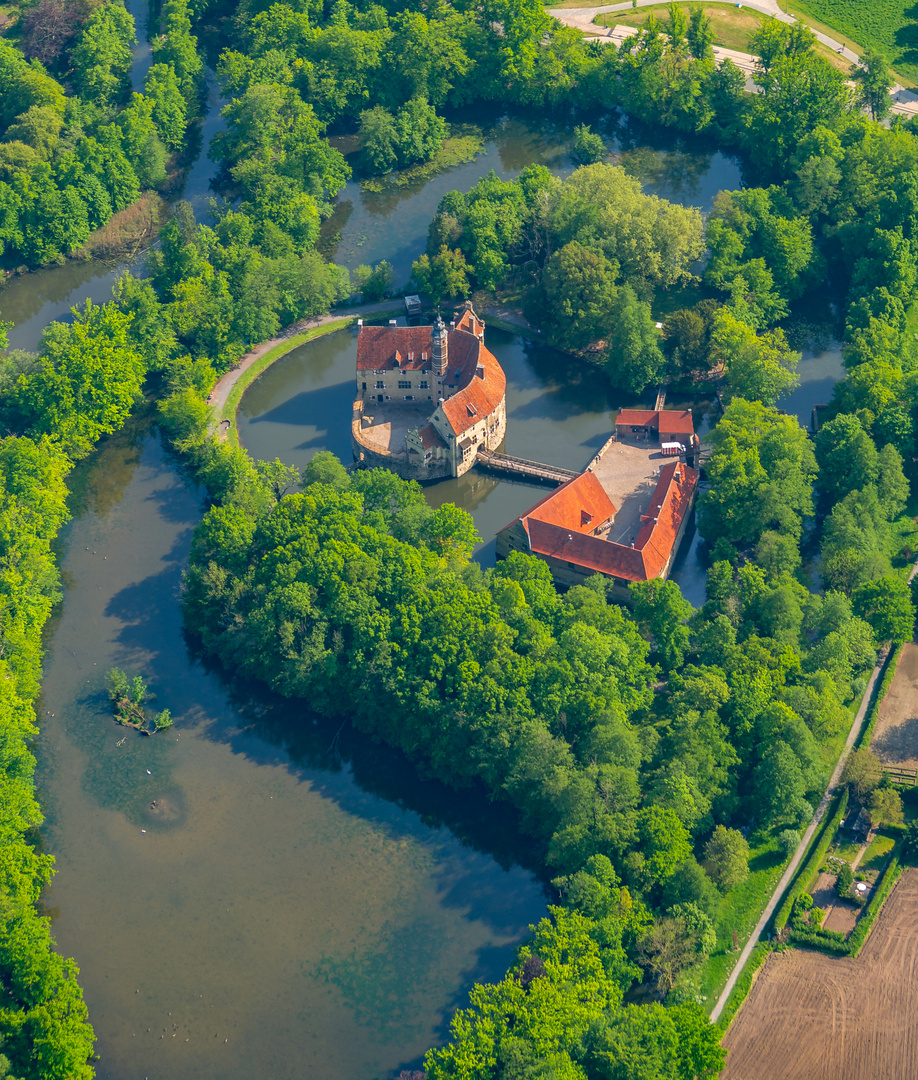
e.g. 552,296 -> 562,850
871,641 -> 918,769
723,869 -> 918,1080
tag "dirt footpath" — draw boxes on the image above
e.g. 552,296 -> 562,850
723,870 -> 918,1080
871,642 -> 918,769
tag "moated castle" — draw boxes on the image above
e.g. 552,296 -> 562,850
352,302 -> 507,480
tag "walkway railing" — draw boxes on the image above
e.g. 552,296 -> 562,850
475,450 -> 578,486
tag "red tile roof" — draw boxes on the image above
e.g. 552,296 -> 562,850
614,409 -> 695,439
520,462 -> 697,583
632,462 -> 698,577
525,472 -> 616,532
416,423 -> 446,450
657,410 -> 694,436
615,409 -> 658,427
439,338 -> 505,437
357,326 -> 432,370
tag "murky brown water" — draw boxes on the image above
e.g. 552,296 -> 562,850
37,419 -> 547,1080
0,76 -> 845,1078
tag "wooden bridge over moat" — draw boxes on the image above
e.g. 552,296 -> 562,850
475,450 -> 578,486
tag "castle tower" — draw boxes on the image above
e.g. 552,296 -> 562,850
432,315 -> 448,376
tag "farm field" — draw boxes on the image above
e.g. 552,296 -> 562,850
871,641 -> 918,772
723,869 -> 918,1080
789,0 -> 918,82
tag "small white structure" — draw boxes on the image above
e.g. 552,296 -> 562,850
661,441 -> 684,457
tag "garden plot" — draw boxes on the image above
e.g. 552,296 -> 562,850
723,869 -> 918,1080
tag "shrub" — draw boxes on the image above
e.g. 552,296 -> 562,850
779,829 -> 801,857
835,862 -> 853,897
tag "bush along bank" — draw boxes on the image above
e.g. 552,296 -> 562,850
0,329 -> 95,1077
6,3 -> 918,1075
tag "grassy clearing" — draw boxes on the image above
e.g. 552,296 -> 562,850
700,831 -> 788,1006
835,839 -> 862,863
596,3 -> 769,51
789,0 -> 918,84
219,318 -> 358,446
716,941 -> 771,1031
861,831 -> 897,874
361,134 -> 485,193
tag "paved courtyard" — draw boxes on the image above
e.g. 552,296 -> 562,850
591,440 -> 677,544
358,402 -> 431,455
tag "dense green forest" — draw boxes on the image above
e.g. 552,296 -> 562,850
0,0 -> 201,265
0,0 -> 917,1075
0,321 -> 95,1078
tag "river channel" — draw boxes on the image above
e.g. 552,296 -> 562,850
0,43 -> 846,1078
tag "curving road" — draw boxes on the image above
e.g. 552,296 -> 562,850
550,2 -> 918,116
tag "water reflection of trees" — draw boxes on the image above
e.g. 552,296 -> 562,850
196,649 -> 548,877
64,407 -> 149,519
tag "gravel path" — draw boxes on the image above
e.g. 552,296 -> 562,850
207,300 -> 400,420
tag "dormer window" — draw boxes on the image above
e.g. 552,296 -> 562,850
466,404 -> 477,418
581,510 -> 592,526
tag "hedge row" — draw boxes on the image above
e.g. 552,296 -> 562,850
773,789 -> 849,932
787,847 -> 902,956
788,928 -> 850,954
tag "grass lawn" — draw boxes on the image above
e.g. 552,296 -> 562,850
594,2 -> 853,72
789,0 -> 918,85
860,830 -> 897,874
699,831 -> 788,1007
834,839 -> 862,863
596,3 -> 768,51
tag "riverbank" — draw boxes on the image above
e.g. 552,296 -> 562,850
209,301 -> 403,445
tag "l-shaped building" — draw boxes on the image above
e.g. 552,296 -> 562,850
352,302 -> 506,481
496,423 -> 699,598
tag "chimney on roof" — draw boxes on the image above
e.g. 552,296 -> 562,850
432,315 -> 448,376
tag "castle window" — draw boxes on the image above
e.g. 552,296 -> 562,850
405,395 -> 414,400
375,381 -> 385,389
362,382 -> 367,390
398,380 -> 411,389
419,380 -> 429,389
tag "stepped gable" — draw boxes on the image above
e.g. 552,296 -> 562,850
416,423 -> 446,450
357,326 -> 432,370
521,461 -> 697,583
